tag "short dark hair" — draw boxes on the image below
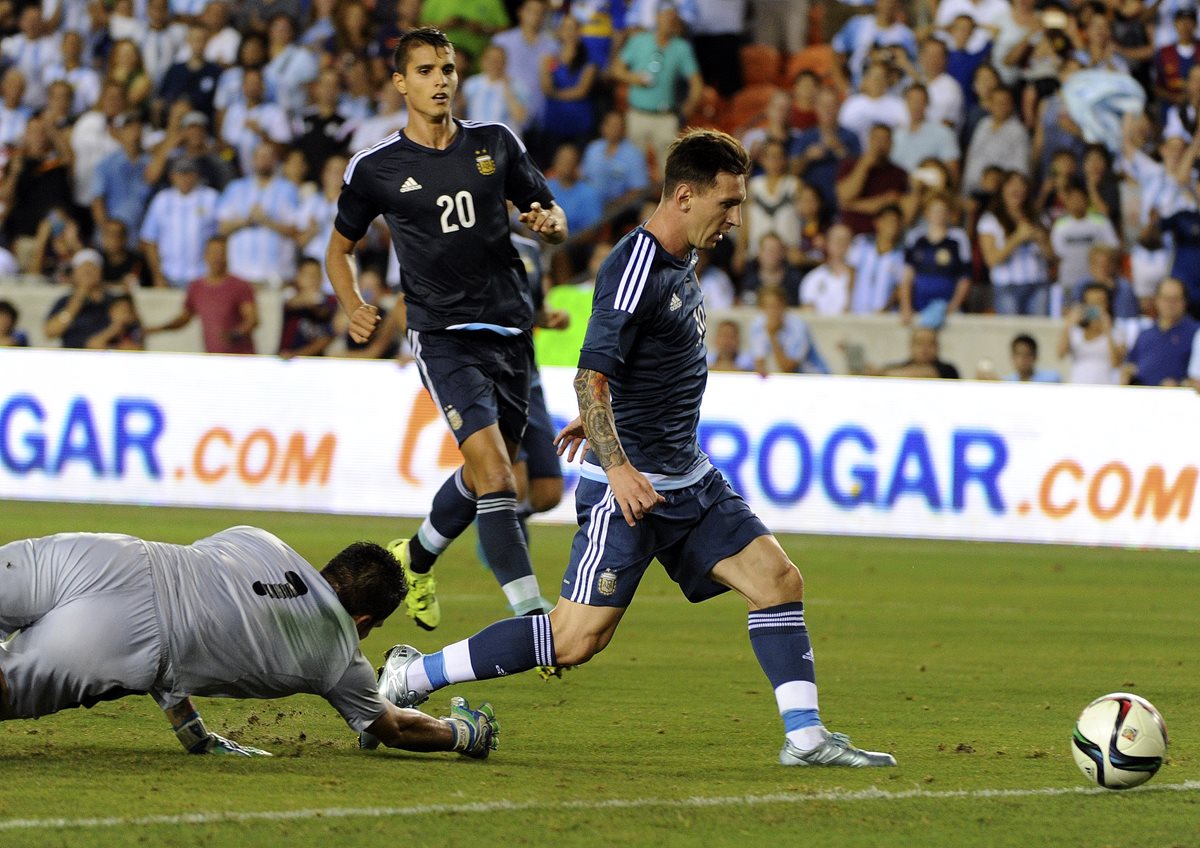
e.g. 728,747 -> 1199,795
663,128 -> 751,195
393,26 -> 453,74
321,541 -> 407,622
1011,333 -> 1037,355
1082,281 -> 1114,313
0,299 -> 17,323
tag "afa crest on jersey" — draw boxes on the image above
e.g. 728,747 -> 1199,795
475,150 -> 496,175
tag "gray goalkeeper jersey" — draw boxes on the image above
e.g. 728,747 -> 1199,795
136,526 -> 384,731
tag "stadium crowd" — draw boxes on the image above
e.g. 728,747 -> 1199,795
1,0 -> 1200,387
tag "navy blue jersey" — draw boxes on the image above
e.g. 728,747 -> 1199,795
904,230 -> 970,310
1164,209 -> 1200,300
334,120 -> 555,333
577,227 -> 710,480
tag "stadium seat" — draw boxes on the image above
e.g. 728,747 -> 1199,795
782,45 -> 835,85
720,83 -> 781,134
740,44 -> 782,87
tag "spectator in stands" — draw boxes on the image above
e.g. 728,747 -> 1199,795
0,67 -> 31,148
139,0 -> 188,90
1154,8 -> 1200,105
831,0 -> 917,89
1003,333 -> 1061,382
158,25 -> 224,121
43,249 -> 114,349
140,156 -> 221,288
689,0 -> 746,98
545,143 -> 604,232
163,108 -> 236,191
0,300 -> 28,347
221,66 -> 293,177
1050,179 -> 1120,300
1160,200 -> 1200,317
105,39 -> 153,113
992,0 -> 1039,88
900,192 -> 972,324
1059,282 -> 1124,384
217,141 -> 298,287
462,44 -> 529,136
43,31 -> 101,118
737,139 -> 800,273
960,63 -> 1002,152
963,85 -> 1030,195
848,204 -> 905,314
915,37 -> 965,130
881,326 -> 961,378
835,123 -> 909,236
1076,11 -> 1129,73
337,55 -> 376,124
99,219 -> 152,289
696,248 -> 735,309
214,32 -> 266,121
580,110 -> 650,208
262,13 -> 319,118
1081,143 -> 1122,234
279,257 -> 337,358
750,0 -> 803,55
748,286 -> 830,375
892,83 -> 961,184
1036,148 -> 1080,224
788,71 -> 819,131
201,2 -> 241,66
1070,244 -> 1141,319
741,89 -> 798,166
1123,277 -> 1200,385
708,319 -> 754,372
539,16 -> 598,154
296,68 -> 351,182
146,236 -> 258,354
334,265 -> 404,360
978,171 -> 1054,315
1,114 -> 74,255
1,5 -> 58,109
790,87 -> 859,215
740,231 -> 804,306
799,223 -> 854,315
295,153 -> 347,276
25,207 -> 84,282
91,112 -> 155,246
86,294 -> 145,350
792,183 -> 829,273
944,16 -> 993,104
838,62 -> 908,150
491,0 -> 558,135
348,78 -> 407,152
612,3 -> 702,173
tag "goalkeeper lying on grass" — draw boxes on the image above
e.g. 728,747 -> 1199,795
0,527 -> 497,759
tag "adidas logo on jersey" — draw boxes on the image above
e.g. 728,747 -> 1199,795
399,176 -> 423,193
670,293 -> 683,311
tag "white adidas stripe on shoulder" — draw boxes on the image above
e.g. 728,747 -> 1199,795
460,119 -> 527,153
343,131 -> 404,183
614,233 -> 655,313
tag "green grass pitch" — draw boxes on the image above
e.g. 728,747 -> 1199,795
0,499 -> 1196,848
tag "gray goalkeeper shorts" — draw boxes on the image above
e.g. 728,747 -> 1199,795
0,534 -> 167,720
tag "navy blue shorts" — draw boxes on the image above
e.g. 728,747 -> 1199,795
408,329 -> 533,445
560,467 -> 770,607
518,375 -> 563,481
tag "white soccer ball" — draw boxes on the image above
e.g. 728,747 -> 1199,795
1071,692 -> 1168,789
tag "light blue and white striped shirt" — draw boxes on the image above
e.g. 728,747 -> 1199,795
42,65 -> 101,117
977,212 -> 1050,287
1,32 -> 62,108
1121,148 -> 1197,225
848,234 -> 906,314
217,175 -> 299,286
0,103 -> 31,147
139,185 -> 221,287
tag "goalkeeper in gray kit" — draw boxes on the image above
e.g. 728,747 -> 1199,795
0,527 -> 498,758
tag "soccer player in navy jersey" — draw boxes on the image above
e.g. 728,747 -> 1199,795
365,129 -> 897,768
325,27 -> 569,630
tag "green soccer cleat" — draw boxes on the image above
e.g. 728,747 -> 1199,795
779,728 -> 897,767
388,537 -> 440,631
442,697 -> 499,759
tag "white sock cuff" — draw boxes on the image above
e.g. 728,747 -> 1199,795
774,680 -> 819,715
442,639 -> 475,683
501,575 -> 543,609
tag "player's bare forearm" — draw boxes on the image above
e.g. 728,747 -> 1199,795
574,368 -> 626,470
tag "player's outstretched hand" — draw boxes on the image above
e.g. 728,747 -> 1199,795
519,202 -> 567,244
347,303 -> 381,344
607,463 -> 665,526
195,733 -> 273,757
554,416 -> 589,461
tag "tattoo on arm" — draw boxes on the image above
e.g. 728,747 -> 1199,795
574,368 -> 627,470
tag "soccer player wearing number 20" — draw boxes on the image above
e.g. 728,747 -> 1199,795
371,129 -> 897,768
327,27 -> 568,630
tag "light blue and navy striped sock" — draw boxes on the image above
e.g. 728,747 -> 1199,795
477,490 -> 546,614
748,602 -> 824,750
408,615 -> 556,696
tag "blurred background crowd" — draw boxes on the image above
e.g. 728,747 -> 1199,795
1,0 -> 1199,387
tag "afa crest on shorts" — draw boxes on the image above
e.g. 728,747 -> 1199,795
597,568 -> 618,597
475,149 -> 496,176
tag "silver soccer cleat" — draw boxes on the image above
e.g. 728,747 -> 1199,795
358,644 -> 431,750
779,728 -> 897,767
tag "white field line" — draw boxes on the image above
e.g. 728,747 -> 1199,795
2,780 -> 1199,832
